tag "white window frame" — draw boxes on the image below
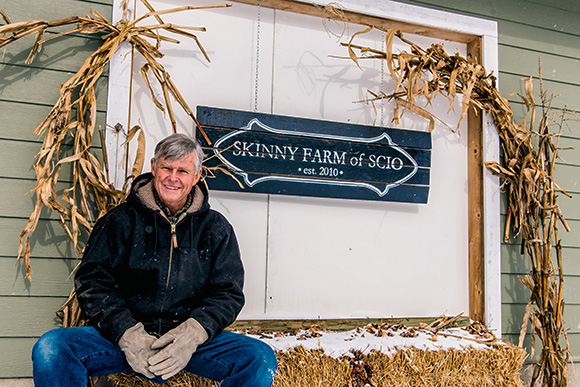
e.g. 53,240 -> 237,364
105,0 -> 501,334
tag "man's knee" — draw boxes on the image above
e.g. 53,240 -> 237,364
248,338 -> 278,374
32,329 -> 66,367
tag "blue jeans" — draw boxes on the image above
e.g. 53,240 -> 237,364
32,327 -> 277,387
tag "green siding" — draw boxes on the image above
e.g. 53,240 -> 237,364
1,0 -> 579,380
0,0 -> 113,378
0,339 -> 37,378
0,100 -> 107,143
0,66 -> 108,108
0,297 -> 69,337
0,218 -> 80,259
0,257 -> 76,297
0,34 -> 109,73
1,1 -> 112,25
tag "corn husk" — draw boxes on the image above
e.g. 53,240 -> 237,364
2,0 -> 228,280
345,28 -> 576,387
2,1 -> 230,327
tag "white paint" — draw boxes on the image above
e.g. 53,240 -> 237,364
210,190 -> 270,316
107,0 -> 500,333
105,0 -> 135,189
481,33 -> 502,336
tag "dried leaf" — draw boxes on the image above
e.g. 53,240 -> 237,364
345,29 -> 573,386
3,2 -> 229,289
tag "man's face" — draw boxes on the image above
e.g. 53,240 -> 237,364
150,152 -> 201,214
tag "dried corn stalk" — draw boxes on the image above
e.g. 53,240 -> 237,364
1,1 -> 229,280
509,75 -> 574,387
345,28 -> 574,387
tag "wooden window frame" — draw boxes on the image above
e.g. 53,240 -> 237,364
106,0 -> 501,334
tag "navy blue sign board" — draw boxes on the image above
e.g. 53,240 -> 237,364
196,106 -> 431,203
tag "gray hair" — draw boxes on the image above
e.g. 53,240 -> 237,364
153,134 -> 205,173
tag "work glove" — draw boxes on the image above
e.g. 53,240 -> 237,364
148,318 -> 209,380
118,322 -> 158,379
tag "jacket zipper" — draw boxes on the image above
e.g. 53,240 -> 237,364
159,218 -> 179,336
167,220 -> 178,287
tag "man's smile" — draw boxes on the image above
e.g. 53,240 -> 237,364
151,153 -> 201,215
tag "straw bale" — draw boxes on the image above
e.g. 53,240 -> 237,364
361,346 -> 526,387
107,372 -> 217,387
107,343 -> 526,387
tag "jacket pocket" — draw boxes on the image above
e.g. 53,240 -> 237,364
172,246 -> 211,297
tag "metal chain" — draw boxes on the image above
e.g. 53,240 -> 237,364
380,27 -> 385,127
254,0 -> 262,112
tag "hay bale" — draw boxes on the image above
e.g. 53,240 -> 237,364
107,372 -> 218,387
107,321 -> 527,387
274,347 -> 352,387
273,345 -> 526,387
362,346 -> 526,387
108,344 -> 526,387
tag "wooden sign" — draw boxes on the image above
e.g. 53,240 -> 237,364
196,106 -> 431,203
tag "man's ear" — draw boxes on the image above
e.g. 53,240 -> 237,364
193,169 -> 202,185
150,158 -> 156,175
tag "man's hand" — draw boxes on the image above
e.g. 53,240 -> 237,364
148,318 -> 209,380
118,323 -> 158,379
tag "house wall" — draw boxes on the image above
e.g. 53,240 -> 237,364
0,0 -> 113,379
0,0 -> 578,382
394,0 -> 580,359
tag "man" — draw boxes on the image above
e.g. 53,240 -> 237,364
32,134 -> 277,386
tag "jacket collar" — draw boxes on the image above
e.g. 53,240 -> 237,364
130,173 -> 207,223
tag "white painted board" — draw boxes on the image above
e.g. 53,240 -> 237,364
109,0 -> 498,324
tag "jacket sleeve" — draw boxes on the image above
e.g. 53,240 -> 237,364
189,215 -> 245,340
74,211 -> 138,345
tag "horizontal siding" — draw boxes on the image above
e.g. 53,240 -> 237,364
0,101 -> 107,143
0,257 -> 76,297
503,303 -> 580,340
0,0 -> 113,379
499,73 -> 580,112
502,331 -> 580,362
0,140 -> 73,182
500,183 -> 580,220
499,216 -> 580,248
0,34 -> 109,73
396,0 -> 580,35
498,45 -> 580,86
520,0 -> 580,14
0,218 -> 81,259
499,20 -> 580,59
0,338 -> 36,378
556,137 -> 580,172
0,139 -> 105,185
1,0 -> 113,25
0,218 -> 77,262
501,244 -> 580,274
0,297 -> 69,337
0,178 -> 78,220
501,273 -> 580,306
554,164 -> 580,192
494,0 -> 580,364
0,64 -> 109,109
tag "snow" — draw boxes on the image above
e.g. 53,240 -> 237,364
248,324 -> 499,359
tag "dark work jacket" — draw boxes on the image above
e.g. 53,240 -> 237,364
74,173 -> 245,345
